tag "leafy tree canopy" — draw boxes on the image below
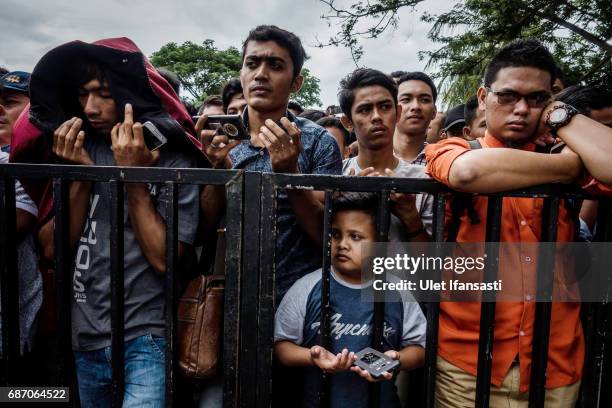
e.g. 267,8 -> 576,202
320,0 -> 612,106
150,40 -> 322,108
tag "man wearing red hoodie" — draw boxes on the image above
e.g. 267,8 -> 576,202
11,38 -> 205,408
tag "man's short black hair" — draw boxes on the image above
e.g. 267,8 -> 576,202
221,78 -> 243,112
197,94 -> 223,115
396,71 -> 438,103
203,94 -> 223,107
484,39 -> 557,88
332,192 -> 378,219
555,84 -> 612,116
157,68 -> 181,95
554,66 -> 566,87
299,109 -> 326,122
73,62 -> 106,87
338,68 -> 397,120
317,115 -> 350,145
464,95 -> 480,127
288,100 -> 304,114
242,25 -> 307,79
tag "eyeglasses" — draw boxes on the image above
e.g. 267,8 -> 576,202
485,87 -> 551,108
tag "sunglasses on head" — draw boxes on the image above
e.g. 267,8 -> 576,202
486,87 -> 551,108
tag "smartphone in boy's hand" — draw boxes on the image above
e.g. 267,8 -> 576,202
352,347 -> 400,379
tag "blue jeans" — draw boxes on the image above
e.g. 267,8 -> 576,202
74,334 -> 166,408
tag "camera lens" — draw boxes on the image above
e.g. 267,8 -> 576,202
223,123 -> 239,137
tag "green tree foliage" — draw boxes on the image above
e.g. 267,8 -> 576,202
293,68 -> 323,108
320,0 -> 612,106
150,40 -> 242,102
150,40 -> 323,108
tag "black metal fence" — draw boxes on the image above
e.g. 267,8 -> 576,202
1,164 -> 611,408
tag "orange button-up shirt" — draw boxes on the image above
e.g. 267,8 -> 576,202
425,133 -> 612,392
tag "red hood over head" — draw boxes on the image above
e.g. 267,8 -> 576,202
10,37 -> 208,222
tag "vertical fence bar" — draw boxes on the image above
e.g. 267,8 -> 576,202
52,178 -> 73,388
528,197 -> 559,407
580,301 -> 597,408
318,191 -> 334,408
474,196 -> 503,408
223,173 -> 244,408
424,193 -> 447,408
0,176 -> 18,384
256,174 -> 277,408
372,190 -> 391,349
599,200 -> 612,408
109,179 -> 125,407
164,181 -> 178,408
239,172 -> 262,408
581,200 -> 612,407
369,190 -> 391,408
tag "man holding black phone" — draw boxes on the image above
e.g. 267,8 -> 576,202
197,25 -> 343,301
10,37 -> 205,408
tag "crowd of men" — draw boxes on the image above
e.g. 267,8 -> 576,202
2,25 -> 612,408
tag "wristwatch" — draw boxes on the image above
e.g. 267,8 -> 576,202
545,104 -> 579,135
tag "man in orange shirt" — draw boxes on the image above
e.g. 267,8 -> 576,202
425,39 -> 612,407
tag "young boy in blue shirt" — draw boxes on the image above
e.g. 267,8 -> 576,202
274,192 -> 426,408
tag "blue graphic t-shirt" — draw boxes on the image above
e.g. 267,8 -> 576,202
274,269 -> 426,408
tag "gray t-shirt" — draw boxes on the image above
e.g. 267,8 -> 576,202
71,139 -> 199,351
342,157 -> 434,239
274,269 -> 426,408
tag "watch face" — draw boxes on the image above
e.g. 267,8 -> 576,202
550,108 -> 568,124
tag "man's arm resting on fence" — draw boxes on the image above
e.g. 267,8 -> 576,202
447,148 -> 582,193
555,112 -> 612,185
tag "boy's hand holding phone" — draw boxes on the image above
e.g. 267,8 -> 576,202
350,349 -> 400,382
309,346 -> 357,374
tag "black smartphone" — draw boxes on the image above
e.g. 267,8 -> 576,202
142,121 -> 168,151
353,347 -> 400,379
205,115 -> 250,140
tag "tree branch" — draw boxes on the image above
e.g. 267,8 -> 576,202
320,0 -> 420,19
522,2 -> 612,54
174,73 -> 200,100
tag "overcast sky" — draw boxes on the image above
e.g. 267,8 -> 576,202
0,0 -> 454,109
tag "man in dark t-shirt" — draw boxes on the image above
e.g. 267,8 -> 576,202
32,38 -> 203,408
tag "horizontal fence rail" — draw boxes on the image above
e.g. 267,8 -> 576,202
257,172 -> 612,408
0,165 -> 611,408
0,164 -> 243,408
